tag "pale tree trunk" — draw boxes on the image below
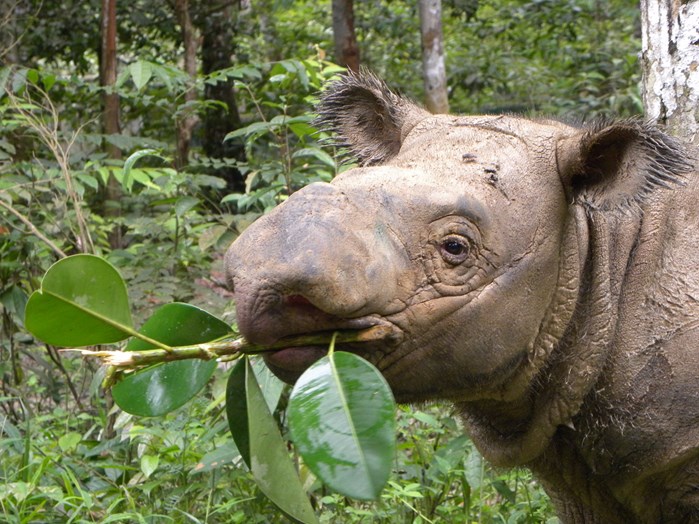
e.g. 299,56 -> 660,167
174,0 -> 199,170
418,0 -> 449,114
641,0 -> 699,147
100,0 -> 123,249
332,0 -> 360,72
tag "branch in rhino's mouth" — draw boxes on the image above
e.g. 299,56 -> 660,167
260,324 -> 400,382
244,324 -> 398,354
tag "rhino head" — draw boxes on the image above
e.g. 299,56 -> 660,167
224,72 -> 690,472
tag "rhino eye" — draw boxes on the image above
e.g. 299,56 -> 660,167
439,236 -> 470,264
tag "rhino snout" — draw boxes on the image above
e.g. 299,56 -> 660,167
225,183 -> 405,350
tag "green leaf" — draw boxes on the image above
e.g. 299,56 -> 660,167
198,225 -> 228,252
224,121 -> 275,141
26,69 -> 39,85
42,74 -> 56,92
226,359 -> 318,524
288,351 -> 396,500
129,60 -> 153,90
292,148 -> 336,168
112,303 -> 229,417
25,255 -> 133,347
140,454 -> 159,478
251,357 -> 285,413
192,442 -> 240,474
0,285 -> 28,327
122,149 -> 165,192
129,168 -> 164,190
58,432 -> 82,452
226,361 -> 251,466
174,196 -> 199,217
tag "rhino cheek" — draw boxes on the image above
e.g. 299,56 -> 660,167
382,235 -> 563,403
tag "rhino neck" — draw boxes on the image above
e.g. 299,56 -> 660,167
458,204 -> 631,467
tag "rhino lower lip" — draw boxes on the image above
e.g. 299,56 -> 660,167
258,323 -> 402,382
263,333 -> 395,383
263,345 -> 329,376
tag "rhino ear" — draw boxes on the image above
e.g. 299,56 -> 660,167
556,119 -> 692,210
315,70 -> 429,165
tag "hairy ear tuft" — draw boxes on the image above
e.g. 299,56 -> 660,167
314,69 -> 428,165
556,118 -> 694,210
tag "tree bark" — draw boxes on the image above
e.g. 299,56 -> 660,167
198,2 -> 246,192
174,0 -> 199,170
100,0 -> 123,249
332,0 -> 360,72
641,0 -> 699,146
418,0 -> 449,114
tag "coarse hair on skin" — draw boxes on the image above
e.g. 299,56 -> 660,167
560,117 -> 695,211
313,68 -> 422,166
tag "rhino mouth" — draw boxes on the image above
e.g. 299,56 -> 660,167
261,323 -> 401,385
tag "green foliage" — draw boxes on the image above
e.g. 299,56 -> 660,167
227,358 -> 319,523
26,255 -> 134,347
221,58 -> 344,213
355,0 -> 641,118
112,303 -> 229,417
288,349 -> 396,501
23,255 -> 398,518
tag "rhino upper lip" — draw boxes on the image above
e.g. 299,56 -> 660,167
251,310 -> 401,346
259,319 -> 402,374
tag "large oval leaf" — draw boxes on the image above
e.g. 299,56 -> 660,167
226,358 -> 318,524
112,303 -> 230,416
25,254 -> 133,347
288,351 -> 396,500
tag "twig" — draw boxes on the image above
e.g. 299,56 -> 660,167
0,199 -> 67,258
62,325 -> 394,369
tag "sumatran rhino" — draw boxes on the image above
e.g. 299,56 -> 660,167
224,72 -> 699,523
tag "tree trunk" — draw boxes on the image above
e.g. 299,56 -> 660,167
174,0 -> 199,170
418,0 -> 449,114
198,2 -> 246,192
100,0 -> 123,249
640,0 -> 699,147
332,0 -> 360,72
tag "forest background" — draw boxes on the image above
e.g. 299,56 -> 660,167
1,0 -> 642,522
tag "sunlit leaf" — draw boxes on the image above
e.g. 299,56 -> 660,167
226,358 -> 318,523
122,149 -> 166,191
129,60 -> 153,90
25,255 -> 133,347
288,351 -> 396,500
112,303 -> 229,417
251,357 -> 286,413
292,147 -> 336,168
58,432 -> 81,452
140,454 -> 159,478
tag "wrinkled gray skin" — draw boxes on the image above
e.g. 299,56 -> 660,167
225,72 -> 699,523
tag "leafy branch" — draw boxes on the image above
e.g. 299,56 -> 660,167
68,325 -> 393,368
